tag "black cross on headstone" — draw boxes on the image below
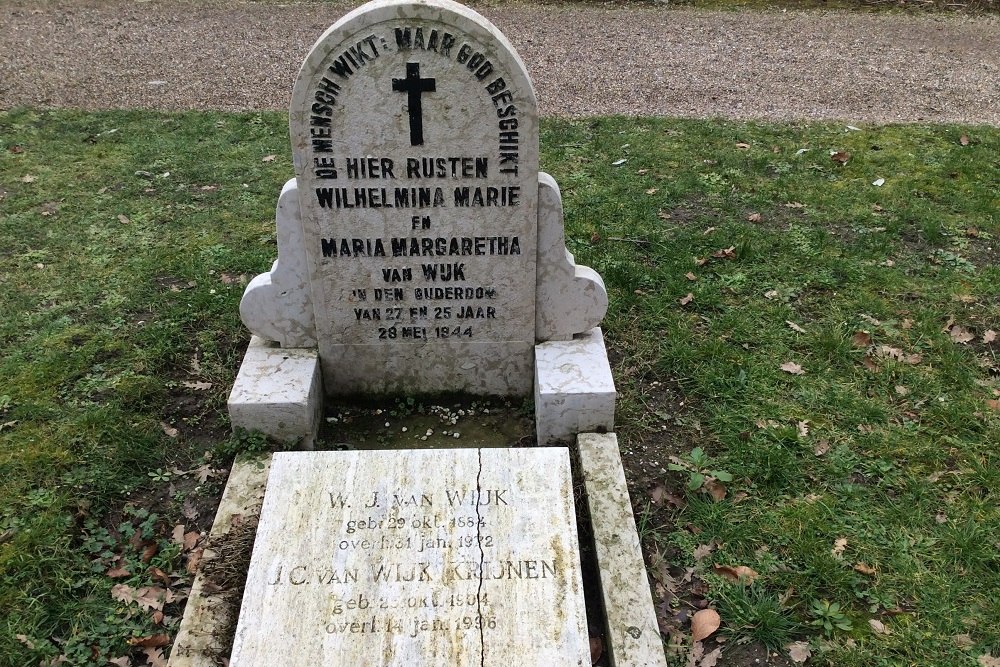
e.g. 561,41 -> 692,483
392,62 -> 436,146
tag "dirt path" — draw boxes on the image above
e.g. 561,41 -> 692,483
1,1 -> 997,124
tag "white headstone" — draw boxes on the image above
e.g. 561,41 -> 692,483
289,0 -> 539,395
230,449 -> 590,666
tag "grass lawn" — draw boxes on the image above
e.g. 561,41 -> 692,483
1,109 -> 997,667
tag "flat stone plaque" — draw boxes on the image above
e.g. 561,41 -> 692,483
230,449 -> 590,666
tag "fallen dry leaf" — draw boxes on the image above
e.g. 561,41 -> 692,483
830,150 -> 851,164
691,608 -> 721,641
117,214 -> 130,225
787,320 -> 806,334
735,142 -> 751,149
780,361 -> 805,375
679,293 -> 694,306
986,399 -> 1000,412
20,174 -> 36,183
128,635 -> 170,648
646,187 -> 658,195
784,201 -> 805,209
960,134 -> 970,146
144,647 -> 168,667
15,634 -> 35,649
704,479 -> 727,501
106,565 -> 130,578
852,331 -> 872,348
902,318 -> 913,330
869,619 -> 890,635
980,656 -> 1000,667
894,385 -> 909,396
832,537 -> 848,558
787,641 -> 811,663
261,154 -> 277,162
182,381 -> 213,391
711,246 -> 736,259
950,325 -> 976,344
183,530 -> 201,552
693,543 -> 715,561
952,633 -> 974,649
685,272 -> 698,281
797,420 -> 810,438
700,647 -> 722,667
712,564 -> 759,584
814,439 -> 831,456
854,562 -> 877,576
159,421 -> 178,438
747,213 -> 762,223
983,330 -> 997,344
108,658 -> 132,667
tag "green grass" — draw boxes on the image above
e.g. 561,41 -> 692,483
1,109 -> 998,666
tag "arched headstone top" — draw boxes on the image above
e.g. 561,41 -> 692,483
287,0 -> 541,395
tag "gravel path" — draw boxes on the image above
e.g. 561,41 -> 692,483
1,0 -> 998,124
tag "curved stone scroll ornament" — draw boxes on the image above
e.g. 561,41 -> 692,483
535,172 -> 608,341
239,178 -> 317,348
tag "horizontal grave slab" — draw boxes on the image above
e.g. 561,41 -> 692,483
230,449 -> 590,666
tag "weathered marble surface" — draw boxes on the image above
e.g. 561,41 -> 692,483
239,179 -> 316,348
230,448 -> 590,666
534,327 -> 616,445
227,336 -> 322,446
290,0 -> 539,395
578,433 -> 666,667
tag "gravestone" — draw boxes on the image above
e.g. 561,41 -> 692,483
229,449 -> 590,665
237,0 -> 610,405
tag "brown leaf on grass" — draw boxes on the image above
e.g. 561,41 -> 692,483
894,385 -> 909,396
797,420 -> 810,438
15,634 -> 35,649
171,524 -> 185,547
159,421 -> 178,438
985,399 -> 1000,412
747,213 -> 762,223
182,498 -> 200,521
182,381 -> 212,391
590,636 -> 603,664
780,361 -> 805,375
693,543 -> 716,561
590,232 -> 601,243
186,546 -> 205,574
117,214 -> 131,225
869,619 -> 890,635
787,641 -> 811,663
109,658 -> 132,667
141,542 -> 158,563
712,564 -> 759,584
148,566 -> 171,586
657,209 -> 672,221
960,134 -> 970,146
983,330 -> 997,344
784,201 -> 805,209
787,320 -> 806,333
694,257 -> 708,266
901,318 -> 913,329
106,565 -> 130,578
704,479 -> 727,501
831,150 -> 851,164
831,537 -> 848,558
691,609 -> 721,641
144,647 -> 168,667
814,439 -> 831,456
852,331 -> 872,347
111,584 -> 167,612
679,293 -> 694,306
950,325 -> 976,344
952,634 -> 974,649
128,635 -> 170,648
764,289 -> 779,300
700,647 -> 722,667
711,246 -> 736,259
261,154 -> 277,163
854,562 -> 877,576
183,530 -> 201,552
735,142 -> 751,149
685,272 -> 698,281
20,174 -> 36,183
980,656 -> 1000,667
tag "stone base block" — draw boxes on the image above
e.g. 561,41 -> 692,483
578,433 -> 667,667
534,327 -> 616,446
228,336 -> 322,447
